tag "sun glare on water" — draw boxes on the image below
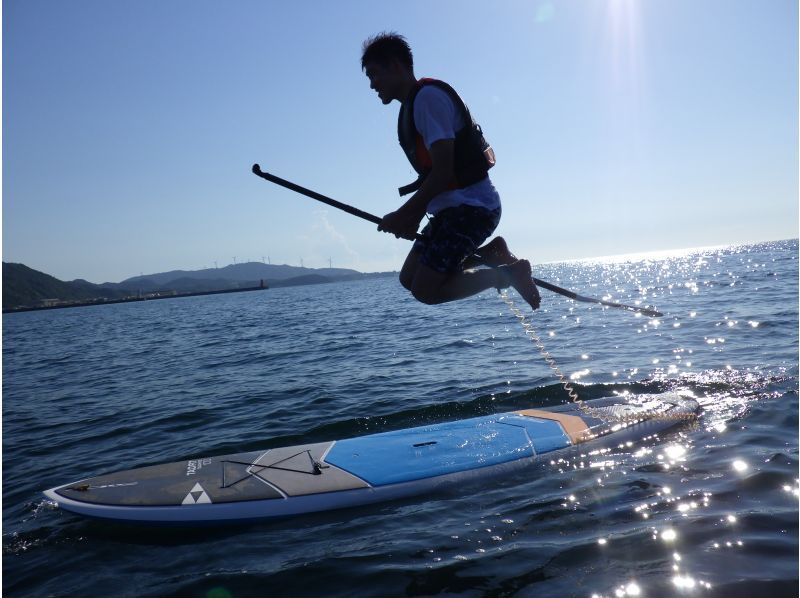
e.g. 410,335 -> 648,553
554,243 -> 730,266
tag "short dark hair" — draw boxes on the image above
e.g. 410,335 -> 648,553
361,32 -> 413,70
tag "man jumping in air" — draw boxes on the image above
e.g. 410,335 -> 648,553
362,32 -> 541,311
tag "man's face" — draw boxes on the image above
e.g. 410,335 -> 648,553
364,60 -> 404,105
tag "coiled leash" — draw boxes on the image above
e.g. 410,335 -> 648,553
498,290 -> 697,425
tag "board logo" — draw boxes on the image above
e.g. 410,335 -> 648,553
186,458 -> 212,476
181,482 -> 212,505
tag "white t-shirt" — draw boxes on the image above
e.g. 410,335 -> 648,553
412,85 -> 500,215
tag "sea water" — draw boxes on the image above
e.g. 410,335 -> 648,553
3,240 -> 797,596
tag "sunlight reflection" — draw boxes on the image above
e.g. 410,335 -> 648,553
570,368 -> 591,381
624,582 -> 641,596
672,575 -> 696,589
664,444 -> 687,460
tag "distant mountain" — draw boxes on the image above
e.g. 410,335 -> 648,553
3,262 -> 396,310
270,274 -> 336,288
116,262 -> 363,290
2,263 -> 132,310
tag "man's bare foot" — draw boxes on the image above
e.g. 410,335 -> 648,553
497,259 -> 541,310
477,237 -> 516,267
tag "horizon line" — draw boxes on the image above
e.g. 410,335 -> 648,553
4,237 -> 796,285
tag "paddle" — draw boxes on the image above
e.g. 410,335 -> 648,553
251,164 -> 663,317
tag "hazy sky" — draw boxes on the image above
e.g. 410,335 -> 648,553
3,0 -> 797,283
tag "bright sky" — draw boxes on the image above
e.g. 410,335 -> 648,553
3,0 -> 797,283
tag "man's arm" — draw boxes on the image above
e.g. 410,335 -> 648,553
378,138 -> 455,239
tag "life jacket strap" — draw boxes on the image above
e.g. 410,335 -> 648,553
398,172 -> 487,197
398,175 -> 425,197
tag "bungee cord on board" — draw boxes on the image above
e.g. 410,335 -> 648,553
497,291 -> 697,426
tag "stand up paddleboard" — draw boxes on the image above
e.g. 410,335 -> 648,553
43,393 -> 698,525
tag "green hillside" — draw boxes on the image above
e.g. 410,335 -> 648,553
2,263 -> 130,309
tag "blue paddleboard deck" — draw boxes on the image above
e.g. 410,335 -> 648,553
43,393 -> 698,524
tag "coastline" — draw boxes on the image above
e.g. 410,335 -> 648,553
2,284 -> 268,314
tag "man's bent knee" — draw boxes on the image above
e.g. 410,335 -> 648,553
399,250 -> 422,291
410,285 -> 445,305
406,260 -> 449,305
399,270 -> 414,291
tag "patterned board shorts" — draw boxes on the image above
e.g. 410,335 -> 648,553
413,204 -> 502,274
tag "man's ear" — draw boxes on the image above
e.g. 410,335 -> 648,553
388,58 -> 410,75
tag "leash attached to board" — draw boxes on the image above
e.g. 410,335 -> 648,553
251,164 -> 663,318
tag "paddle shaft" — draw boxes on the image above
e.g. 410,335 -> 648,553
252,167 -> 384,228
251,164 -> 662,317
